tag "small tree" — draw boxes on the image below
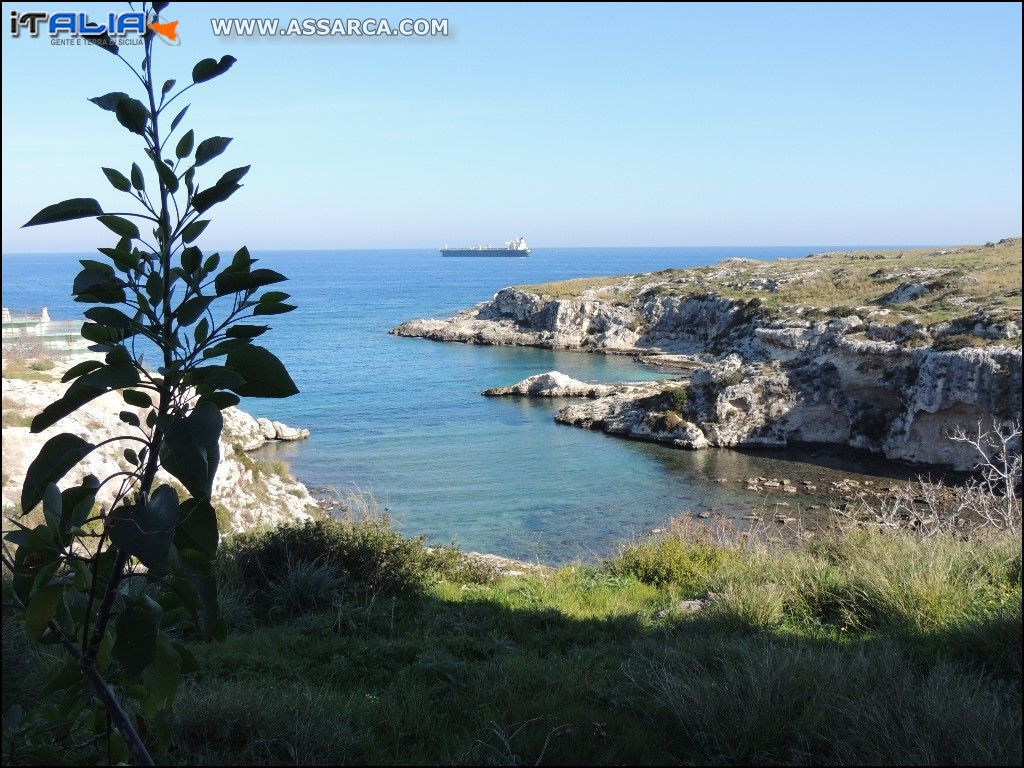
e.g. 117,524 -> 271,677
2,3 -> 297,764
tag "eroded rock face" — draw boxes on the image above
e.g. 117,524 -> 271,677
401,277 -> 1022,470
2,377 -> 317,531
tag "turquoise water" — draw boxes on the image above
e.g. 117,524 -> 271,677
3,247 -> 914,561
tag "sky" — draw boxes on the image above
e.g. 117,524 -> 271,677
1,2 -> 1021,252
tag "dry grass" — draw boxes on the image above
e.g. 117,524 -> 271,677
519,238 -> 1022,329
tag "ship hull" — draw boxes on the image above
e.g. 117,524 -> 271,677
440,248 -> 531,257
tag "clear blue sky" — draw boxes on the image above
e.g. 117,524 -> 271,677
2,2 -> 1021,251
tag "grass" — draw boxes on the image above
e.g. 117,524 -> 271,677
6,516 -> 1018,765
517,239 -> 1023,331
1,398 -> 33,428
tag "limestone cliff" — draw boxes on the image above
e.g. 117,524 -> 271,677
2,376 -> 317,531
393,241 -> 1022,470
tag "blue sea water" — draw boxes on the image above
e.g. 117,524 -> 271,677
2,246 -> 912,562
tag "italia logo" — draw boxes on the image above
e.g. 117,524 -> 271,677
9,10 -> 180,44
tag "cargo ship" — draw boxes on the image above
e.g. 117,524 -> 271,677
440,236 -> 531,257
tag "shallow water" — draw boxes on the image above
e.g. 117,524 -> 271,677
3,246 -> 918,562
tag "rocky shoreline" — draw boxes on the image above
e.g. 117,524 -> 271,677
392,243 -> 1022,471
2,375 -> 317,532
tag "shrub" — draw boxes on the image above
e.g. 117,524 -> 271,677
266,554 -> 340,618
423,546 -> 502,585
666,386 -> 690,411
932,333 -> 988,351
609,535 -> 738,594
219,518 -> 436,599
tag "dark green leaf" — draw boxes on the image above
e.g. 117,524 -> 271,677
21,434 -> 95,512
195,317 -> 210,345
192,55 -> 237,84
83,306 -> 135,330
114,97 -> 149,135
146,273 -> 164,306
97,215 -> 140,240
180,249 -> 201,277
170,105 -> 189,134
207,391 -> 241,409
225,345 -> 299,398
176,295 -> 213,326
259,291 -> 290,303
174,498 -> 218,557
131,162 -> 145,191
81,321 -> 121,344
23,198 -> 103,227
61,484 -> 96,530
185,365 -> 246,389
61,359 -> 104,382
88,92 -> 130,112
181,220 -> 209,244
203,253 -> 221,273
109,487 -> 180,572
175,129 -> 194,159
217,165 -> 250,185
151,154 -> 179,194
119,411 -> 140,427
194,136 -> 231,166
122,389 -> 152,408
160,401 -> 222,499
31,364 -> 139,433
253,302 -> 297,316
215,268 -> 286,297
102,167 -> 132,192
191,181 -> 240,214
226,324 -> 268,339
162,78 -> 176,95
201,339 -> 252,358
42,484 -> 62,536
73,267 -> 125,304
112,598 -> 161,676
25,585 -> 63,642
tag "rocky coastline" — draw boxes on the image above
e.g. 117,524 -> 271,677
393,242 -> 1023,471
2,375 -> 317,532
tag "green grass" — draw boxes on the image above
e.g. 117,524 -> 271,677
4,519 -> 1021,765
518,239 -> 1023,330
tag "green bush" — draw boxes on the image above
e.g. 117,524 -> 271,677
608,536 -> 738,594
666,386 -> 690,411
218,518 -> 436,600
423,546 -> 501,585
266,555 -> 340,618
932,333 -> 988,350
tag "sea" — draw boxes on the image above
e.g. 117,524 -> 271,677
2,246 -> 922,562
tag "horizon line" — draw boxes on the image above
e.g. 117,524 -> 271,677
5,240 -> 1009,257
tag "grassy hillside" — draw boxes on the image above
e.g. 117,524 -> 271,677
520,238 -> 1022,331
5,516 -> 1020,765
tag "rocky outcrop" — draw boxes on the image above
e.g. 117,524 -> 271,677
483,371 -> 617,398
551,343 -> 1021,470
394,250 -> 1022,470
2,377 -> 317,531
223,408 -> 311,451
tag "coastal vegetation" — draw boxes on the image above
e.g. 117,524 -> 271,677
4,487 -> 1020,764
518,239 -> 1023,338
